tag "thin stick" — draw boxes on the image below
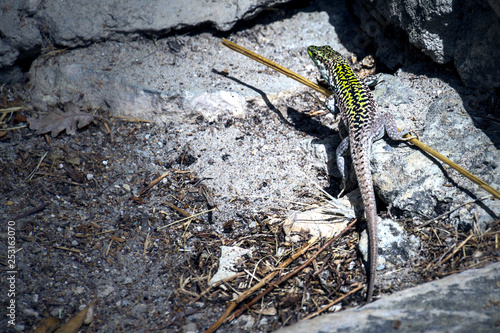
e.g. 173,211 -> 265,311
11,202 -> 49,220
417,196 -> 491,228
221,38 -> 331,97
157,207 -> 217,230
407,139 -> 499,199
54,246 -> 81,254
188,272 -> 246,305
113,115 -> 152,123
165,200 -> 191,217
26,151 -> 48,181
2,125 -> 27,131
302,284 -> 364,321
0,107 -> 23,113
137,171 -> 169,196
441,232 -> 474,264
221,39 -> 500,200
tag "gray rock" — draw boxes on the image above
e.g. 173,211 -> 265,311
276,262 -> 500,333
370,74 -> 499,229
28,61 -> 166,121
305,72 -> 498,230
353,0 -> 500,89
0,0 -> 42,68
359,218 -> 420,273
25,3 -> 346,119
0,0 -> 287,69
36,0 -> 288,47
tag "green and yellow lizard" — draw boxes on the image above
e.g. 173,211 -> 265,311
308,45 -> 413,302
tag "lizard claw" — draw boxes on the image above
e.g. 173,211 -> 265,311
337,179 -> 348,198
403,130 -> 420,141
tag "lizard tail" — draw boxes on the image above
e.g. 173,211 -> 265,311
352,150 -> 378,302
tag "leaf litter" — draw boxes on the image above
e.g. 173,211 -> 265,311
27,102 -> 95,137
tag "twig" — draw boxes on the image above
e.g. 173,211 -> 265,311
10,202 -> 50,220
113,115 -> 152,123
157,208 -> 216,230
54,246 -> 81,254
408,140 -> 500,199
205,240 -> 315,333
417,196 -> 492,228
26,151 -> 48,181
188,272 -> 246,305
441,232 -> 474,264
165,200 -> 191,217
2,125 -> 27,131
301,284 -> 364,321
106,240 -> 113,256
34,171 -> 84,185
0,107 -> 23,113
137,171 -> 170,196
221,39 -> 331,97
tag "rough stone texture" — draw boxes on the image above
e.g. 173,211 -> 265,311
0,0 -> 287,69
276,262 -> 500,333
25,4 -> 352,122
359,218 -> 420,273
353,0 -> 500,89
3,0 -> 499,89
0,0 -> 41,66
370,74 -> 499,229
36,0 -> 288,47
0,0 -> 42,84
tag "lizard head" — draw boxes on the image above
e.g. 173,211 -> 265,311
307,45 -> 344,86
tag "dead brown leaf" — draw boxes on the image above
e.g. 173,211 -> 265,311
54,301 -> 95,333
32,316 -> 61,333
28,103 -> 95,137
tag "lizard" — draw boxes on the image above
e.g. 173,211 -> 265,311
307,45 -> 413,302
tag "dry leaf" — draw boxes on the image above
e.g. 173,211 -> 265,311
28,103 -> 95,137
63,165 -> 86,183
54,301 -> 95,333
33,316 -> 61,333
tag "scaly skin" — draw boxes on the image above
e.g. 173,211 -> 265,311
308,45 -> 410,302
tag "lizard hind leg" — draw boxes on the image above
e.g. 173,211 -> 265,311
375,112 -> 414,142
336,136 -> 350,197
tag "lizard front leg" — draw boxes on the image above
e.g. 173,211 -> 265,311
325,94 -> 339,115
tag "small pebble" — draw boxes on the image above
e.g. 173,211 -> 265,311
14,324 -> 25,332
